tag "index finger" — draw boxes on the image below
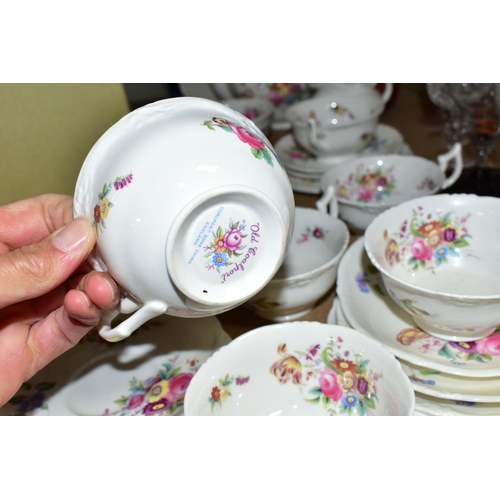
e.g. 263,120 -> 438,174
0,194 -> 74,250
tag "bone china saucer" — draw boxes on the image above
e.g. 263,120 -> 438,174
336,237 -> 500,378
275,124 -> 408,176
0,315 -> 231,416
329,297 -> 500,403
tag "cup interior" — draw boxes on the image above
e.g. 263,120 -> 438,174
272,207 -> 349,281
184,322 -> 415,416
365,194 -> 500,297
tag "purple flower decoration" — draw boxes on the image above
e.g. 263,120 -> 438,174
142,398 -> 171,415
312,227 -> 324,239
114,173 -> 133,190
357,377 -> 369,395
443,227 -> 456,242
449,341 -> 477,353
306,344 -> 321,360
235,376 -> 250,386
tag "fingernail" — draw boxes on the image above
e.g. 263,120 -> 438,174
102,274 -> 118,301
53,217 -> 92,253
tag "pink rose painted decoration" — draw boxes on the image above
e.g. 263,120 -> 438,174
297,225 -> 327,244
109,353 -> 196,416
382,206 -> 472,273
204,219 -> 248,273
270,337 -> 381,416
335,164 -> 396,203
203,117 -> 283,168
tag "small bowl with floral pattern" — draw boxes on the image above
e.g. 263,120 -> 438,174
222,97 -> 275,135
364,193 -> 500,342
183,321 -> 415,416
316,144 -> 463,233
245,207 -> 349,322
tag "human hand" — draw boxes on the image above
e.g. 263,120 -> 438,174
0,194 -> 119,407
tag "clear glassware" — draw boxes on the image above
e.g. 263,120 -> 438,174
425,83 -> 468,147
442,83 -> 500,197
449,83 -> 499,168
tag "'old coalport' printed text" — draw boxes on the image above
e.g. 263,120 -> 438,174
187,208 -> 262,284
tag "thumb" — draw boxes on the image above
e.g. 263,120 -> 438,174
0,216 -> 96,309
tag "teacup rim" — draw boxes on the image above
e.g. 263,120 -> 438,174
364,193 -> 500,301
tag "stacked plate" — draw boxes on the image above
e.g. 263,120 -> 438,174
1,315 -> 232,416
330,237 -> 500,416
274,124 -> 413,194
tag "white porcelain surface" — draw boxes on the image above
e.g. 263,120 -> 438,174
414,393 -> 500,416
317,144 -> 463,233
364,193 -> 500,341
286,92 -> 384,157
330,296 -> 500,403
275,125 -> 413,195
211,83 -> 312,130
337,237 -> 500,377
312,83 -> 393,107
184,321 -> 415,416
0,315 -> 231,416
400,359 -> 500,403
74,96 -> 295,341
276,124 -> 406,176
245,207 -> 349,322
222,97 -> 274,134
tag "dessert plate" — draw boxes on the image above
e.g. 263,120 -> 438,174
0,315 -> 231,416
414,393 -> 500,416
329,297 -> 500,403
336,237 -> 500,378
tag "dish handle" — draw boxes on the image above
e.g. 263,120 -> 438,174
437,142 -> 463,191
316,184 -> 339,218
96,295 -> 168,342
379,83 -> 393,105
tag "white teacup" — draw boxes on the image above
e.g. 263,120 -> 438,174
286,91 -> 385,157
245,207 -> 349,321
316,144 -> 463,232
74,97 -> 295,342
212,83 -> 312,129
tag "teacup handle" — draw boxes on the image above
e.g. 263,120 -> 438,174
307,117 -> 321,151
380,83 -> 393,105
97,296 -> 168,342
369,83 -> 393,105
316,184 -> 339,218
437,142 -> 463,191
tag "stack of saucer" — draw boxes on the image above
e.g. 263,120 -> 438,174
275,84 -> 415,194
275,124 -> 413,194
329,237 -> 500,416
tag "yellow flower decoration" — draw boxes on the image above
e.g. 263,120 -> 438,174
100,198 -> 110,218
220,387 -> 230,402
396,327 -> 430,346
146,380 -> 169,403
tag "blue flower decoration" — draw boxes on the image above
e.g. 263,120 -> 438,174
212,252 -> 229,268
355,272 -> 369,293
434,245 -> 449,260
342,393 -> 360,408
